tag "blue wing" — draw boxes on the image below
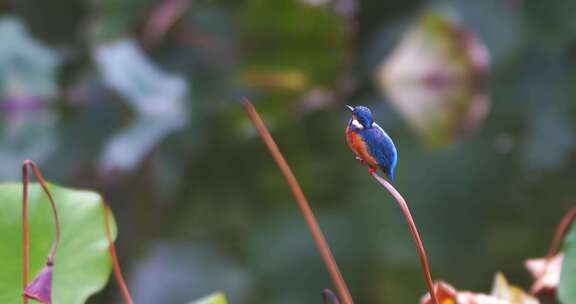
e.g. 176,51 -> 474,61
359,123 -> 397,180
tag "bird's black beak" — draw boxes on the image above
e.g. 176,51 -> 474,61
346,105 -> 354,112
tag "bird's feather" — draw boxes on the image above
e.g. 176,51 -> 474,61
350,123 -> 397,180
345,106 -> 398,181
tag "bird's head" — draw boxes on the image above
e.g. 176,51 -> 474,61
347,105 -> 374,130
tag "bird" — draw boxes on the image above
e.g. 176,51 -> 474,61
345,105 -> 398,181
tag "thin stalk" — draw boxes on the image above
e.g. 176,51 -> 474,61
546,206 -> 576,259
21,164 -> 29,304
101,202 -> 134,304
242,100 -> 354,304
21,160 -> 61,302
371,172 -> 439,304
528,206 -> 576,295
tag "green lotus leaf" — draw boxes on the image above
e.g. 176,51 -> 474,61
559,223 -> 576,304
0,183 -> 116,303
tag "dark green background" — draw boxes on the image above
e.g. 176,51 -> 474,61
0,0 -> 574,303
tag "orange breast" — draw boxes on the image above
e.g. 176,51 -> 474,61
345,127 -> 378,168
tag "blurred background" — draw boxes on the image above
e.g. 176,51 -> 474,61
0,0 -> 575,303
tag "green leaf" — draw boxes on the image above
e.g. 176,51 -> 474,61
0,183 -> 116,304
559,224 -> 576,303
189,292 -> 228,304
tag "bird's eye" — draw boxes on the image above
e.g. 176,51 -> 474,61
352,119 -> 363,129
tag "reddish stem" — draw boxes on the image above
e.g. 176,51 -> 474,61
546,207 -> 576,259
21,160 -> 62,303
101,202 -> 134,304
371,173 -> 439,304
242,100 -> 354,304
141,0 -> 190,48
21,164 -> 29,304
528,206 -> 576,295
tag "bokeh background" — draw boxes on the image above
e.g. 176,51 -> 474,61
1,0 -> 575,303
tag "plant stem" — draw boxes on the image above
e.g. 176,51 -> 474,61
21,164 -> 29,304
527,206 -> 576,295
101,202 -> 134,304
242,100 -> 354,304
21,160 -> 62,303
546,206 -> 576,259
370,172 -> 438,304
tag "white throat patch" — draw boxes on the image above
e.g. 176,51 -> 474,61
351,119 -> 363,129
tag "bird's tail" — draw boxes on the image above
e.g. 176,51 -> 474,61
386,166 -> 395,182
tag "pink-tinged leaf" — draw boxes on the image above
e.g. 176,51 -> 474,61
376,11 -> 490,147
420,281 -> 505,304
524,253 -> 563,294
421,274 -> 540,304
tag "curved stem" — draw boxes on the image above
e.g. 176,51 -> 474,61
528,206 -> 576,295
371,173 -> 439,304
242,99 -> 354,304
20,160 -> 133,304
101,202 -> 134,304
22,161 -> 61,261
21,160 -> 62,304
546,207 -> 576,259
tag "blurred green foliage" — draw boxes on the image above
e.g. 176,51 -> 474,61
0,0 -> 575,303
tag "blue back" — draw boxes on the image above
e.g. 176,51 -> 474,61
357,122 -> 397,181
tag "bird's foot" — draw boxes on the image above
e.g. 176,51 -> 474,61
368,167 -> 376,175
